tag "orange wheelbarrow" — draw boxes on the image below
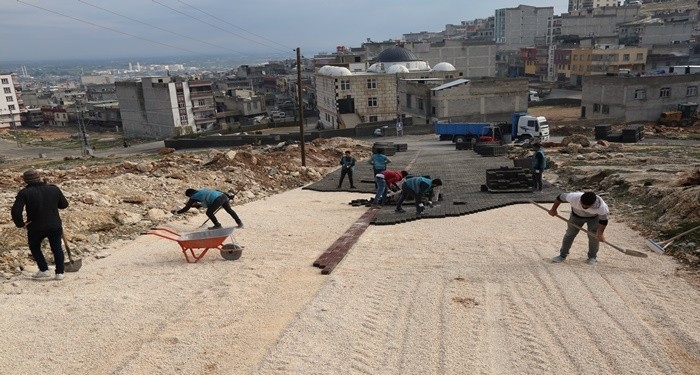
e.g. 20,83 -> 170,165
145,226 -> 243,263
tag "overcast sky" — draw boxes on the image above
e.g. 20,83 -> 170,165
2,0 -> 569,61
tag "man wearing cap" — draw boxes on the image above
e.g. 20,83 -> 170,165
11,169 -> 69,280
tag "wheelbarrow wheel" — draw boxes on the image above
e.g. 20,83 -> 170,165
221,244 -> 243,261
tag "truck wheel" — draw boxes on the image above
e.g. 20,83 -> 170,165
454,135 -> 466,143
670,121 -> 679,127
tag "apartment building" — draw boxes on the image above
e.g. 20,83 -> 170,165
400,77 -> 529,125
0,73 -> 22,129
569,45 -> 648,83
568,0 -> 620,12
115,76 -> 216,139
581,73 -> 700,121
494,5 -> 554,47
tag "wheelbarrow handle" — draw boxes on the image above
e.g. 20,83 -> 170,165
144,227 -> 181,241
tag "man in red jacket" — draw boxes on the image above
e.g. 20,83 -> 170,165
11,169 -> 69,280
372,170 -> 408,208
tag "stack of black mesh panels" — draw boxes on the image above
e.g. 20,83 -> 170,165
595,124 -> 612,140
622,124 -> 644,143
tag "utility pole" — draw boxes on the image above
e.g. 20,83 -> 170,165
297,47 -> 306,167
77,98 -> 91,156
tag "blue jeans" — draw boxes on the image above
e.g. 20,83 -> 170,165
373,176 -> 387,205
28,227 -> 65,274
559,213 -> 600,259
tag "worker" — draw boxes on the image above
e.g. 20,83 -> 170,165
531,142 -> 546,193
372,170 -> 408,208
337,150 -> 356,189
549,191 -> 609,265
395,177 -> 443,215
11,169 -> 69,280
174,188 -> 243,230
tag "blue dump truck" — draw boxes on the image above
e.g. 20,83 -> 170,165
435,112 -> 550,143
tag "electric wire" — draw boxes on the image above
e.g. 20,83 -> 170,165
175,0 -> 293,51
151,0 -> 291,54
77,0 -> 244,55
16,0 -> 199,55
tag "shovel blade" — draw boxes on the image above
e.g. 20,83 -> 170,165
64,258 -> 82,272
645,239 -> 666,254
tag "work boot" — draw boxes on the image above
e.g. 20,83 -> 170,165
236,223 -> 245,229
586,257 -> 597,265
395,208 -> 406,213
55,273 -> 65,281
208,223 -> 222,230
551,255 -> 566,263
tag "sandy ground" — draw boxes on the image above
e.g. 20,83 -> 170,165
1,186 -> 700,374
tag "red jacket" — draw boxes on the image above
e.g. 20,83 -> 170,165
382,170 -> 404,189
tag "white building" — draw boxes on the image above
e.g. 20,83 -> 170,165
115,76 -> 216,139
315,45 -> 464,130
0,73 -> 21,129
494,5 -> 554,47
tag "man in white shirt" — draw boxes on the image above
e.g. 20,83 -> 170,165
548,191 -> 609,265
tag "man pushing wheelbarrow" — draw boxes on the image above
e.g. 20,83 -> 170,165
172,188 -> 244,230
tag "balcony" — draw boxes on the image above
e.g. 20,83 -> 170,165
194,116 -> 216,125
188,80 -> 212,88
190,91 -> 212,99
192,104 -> 215,112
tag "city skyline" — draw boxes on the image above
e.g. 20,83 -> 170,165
2,0 -> 568,62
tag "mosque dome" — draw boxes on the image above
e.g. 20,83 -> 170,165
432,62 -> 456,72
386,64 -> 410,74
318,65 -> 353,76
375,45 -> 418,63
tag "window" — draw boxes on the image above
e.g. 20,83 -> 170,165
659,87 -> 671,98
340,80 -> 350,90
623,54 -> 630,61
1,78 -> 8,84
602,105 -> 609,115
418,98 -> 424,110
3,87 -> 10,94
5,96 -> 13,102
367,79 -> 377,89
368,97 -> 378,107
636,53 -> 643,61
405,94 -> 412,108
8,104 -> 15,110
198,99 -> 206,106
369,116 -> 378,122
634,89 -> 646,100
593,103 -> 600,113
687,86 -> 698,97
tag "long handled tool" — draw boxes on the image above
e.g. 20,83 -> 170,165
62,234 -> 82,272
645,224 -> 700,254
531,201 -> 648,258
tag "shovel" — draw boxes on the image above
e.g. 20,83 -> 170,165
531,201 -> 648,258
645,224 -> 700,254
62,234 -> 82,272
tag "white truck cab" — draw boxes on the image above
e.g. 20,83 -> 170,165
512,113 -> 549,141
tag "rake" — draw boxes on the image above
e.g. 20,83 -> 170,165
645,224 -> 700,254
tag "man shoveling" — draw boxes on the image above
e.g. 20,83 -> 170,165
173,188 -> 243,230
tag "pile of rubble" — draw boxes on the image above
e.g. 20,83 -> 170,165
0,137 -> 372,274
